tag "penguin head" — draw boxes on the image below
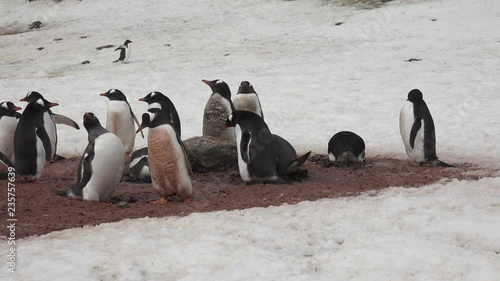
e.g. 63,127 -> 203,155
0,101 -> 22,117
221,111 -> 246,130
202,79 -> 231,99
139,91 -> 166,104
83,112 -> 103,132
237,81 -> 256,94
124,39 -> 133,46
100,89 -> 127,101
20,91 -> 44,103
407,89 -> 423,103
136,108 -> 170,133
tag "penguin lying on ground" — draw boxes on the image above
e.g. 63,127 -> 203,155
139,91 -> 181,137
67,112 -> 125,202
114,39 -> 132,63
221,110 -> 310,184
399,89 -> 453,167
0,101 -> 21,173
202,79 -> 235,142
233,81 -> 264,119
328,131 -> 365,165
14,98 -> 57,182
21,91 -> 80,160
124,147 -> 151,183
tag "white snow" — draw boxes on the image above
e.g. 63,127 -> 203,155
0,0 -> 499,280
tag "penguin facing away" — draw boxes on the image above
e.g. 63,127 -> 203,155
126,147 -> 151,183
0,101 -> 22,172
137,108 -> 192,204
20,91 -> 80,160
14,98 -> 57,182
221,110 -> 310,184
201,79 -> 235,142
68,112 -> 125,201
114,39 -> 132,63
399,89 -> 452,167
139,91 -> 182,137
328,131 -> 365,163
233,81 -> 264,119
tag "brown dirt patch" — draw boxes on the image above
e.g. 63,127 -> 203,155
0,156 -> 484,238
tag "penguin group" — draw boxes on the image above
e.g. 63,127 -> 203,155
1,83 -> 453,203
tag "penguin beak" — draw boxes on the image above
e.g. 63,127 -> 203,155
138,97 -> 145,102
136,126 -> 144,134
100,93 -> 107,97
20,97 -> 26,102
220,124 -> 228,130
13,106 -> 22,111
48,102 -> 59,108
202,79 -> 210,85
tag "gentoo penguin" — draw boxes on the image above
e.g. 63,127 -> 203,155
100,88 -> 142,171
202,79 -> 235,142
221,110 -> 310,184
137,108 -> 192,204
399,89 -> 452,167
139,91 -> 181,137
126,147 -> 151,183
14,98 -> 57,182
68,112 -> 125,201
233,81 -> 264,119
328,131 -> 366,163
0,101 -> 21,173
113,39 -> 132,63
20,91 -> 80,160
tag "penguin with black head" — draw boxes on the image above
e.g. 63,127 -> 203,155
399,89 -> 452,167
114,39 -> 132,63
202,79 -> 235,142
0,101 -> 21,173
328,131 -> 366,164
139,91 -> 181,137
233,81 -> 264,119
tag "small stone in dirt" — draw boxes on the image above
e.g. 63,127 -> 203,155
80,36 -> 88,39
96,44 -> 115,51
81,60 -> 90,65
53,38 -> 63,41
183,136 -> 238,173
431,19 -> 438,22
335,22 -> 344,26
224,53 -> 230,56
29,21 -> 42,29
37,47 -> 45,51
164,44 -> 171,47
406,58 -> 422,62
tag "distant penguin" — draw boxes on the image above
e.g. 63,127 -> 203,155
100,88 -> 142,170
137,108 -> 192,204
328,131 -> 365,163
127,147 -> 151,183
202,79 -> 235,142
139,91 -> 181,137
68,112 -> 125,201
399,89 -> 452,167
14,98 -> 57,182
0,101 -> 21,173
113,39 -> 132,63
20,91 -> 80,160
221,110 -> 310,184
233,81 -> 264,119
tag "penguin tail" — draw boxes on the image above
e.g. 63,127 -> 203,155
284,151 -> 311,174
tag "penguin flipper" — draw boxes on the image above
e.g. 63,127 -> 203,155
409,118 -> 422,149
51,113 -> 80,130
70,144 -> 95,197
129,106 -> 144,139
240,131 -> 252,164
0,151 -> 14,168
36,126 -> 52,161
176,132 -> 193,175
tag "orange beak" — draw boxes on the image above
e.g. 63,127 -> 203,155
20,97 -> 26,102
100,93 -> 107,97
48,102 -> 59,108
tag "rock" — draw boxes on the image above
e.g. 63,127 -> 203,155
406,58 -> 422,62
29,21 -> 42,29
183,136 -> 238,173
96,44 -> 115,51
37,47 -> 44,51
81,60 -> 90,65
335,22 -> 344,26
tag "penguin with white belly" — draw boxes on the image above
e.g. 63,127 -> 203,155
139,91 -> 181,137
233,81 -> 264,119
68,112 -> 125,201
126,147 -> 151,183
14,98 -> 57,182
202,79 -> 235,142
137,108 -> 192,204
0,101 -> 21,173
221,110 -> 310,184
113,39 -> 132,63
100,88 -> 143,171
399,89 -> 452,167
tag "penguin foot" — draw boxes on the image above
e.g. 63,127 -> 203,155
420,160 -> 455,168
55,189 -> 69,197
150,197 -> 167,205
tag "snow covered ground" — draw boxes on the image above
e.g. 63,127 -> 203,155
0,0 -> 499,280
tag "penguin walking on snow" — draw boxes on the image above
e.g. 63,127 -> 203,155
113,39 -> 132,63
68,113 -> 125,201
221,110 -> 310,184
139,91 -> 181,137
202,79 -> 235,142
14,98 -> 57,182
0,101 -> 21,173
137,108 -> 192,204
399,89 -> 452,167
20,91 -> 80,160
101,89 -> 143,171
233,81 -> 264,119
328,131 -> 366,163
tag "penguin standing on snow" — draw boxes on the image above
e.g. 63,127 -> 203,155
100,88 -> 142,171
233,81 -> 264,119
68,113 -> 125,201
328,131 -> 366,163
14,98 -> 57,182
399,89 -> 452,167
137,108 -> 192,204
139,91 -> 181,136
0,101 -> 21,172
20,91 -> 80,160
202,79 -> 235,142
113,39 -> 132,63
221,110 -> 310,184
